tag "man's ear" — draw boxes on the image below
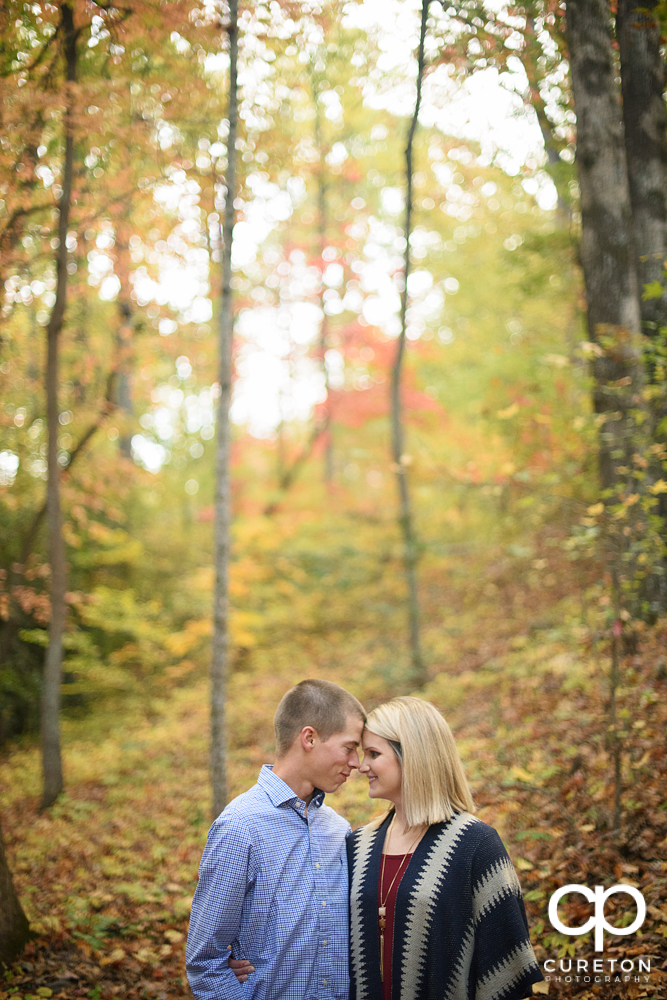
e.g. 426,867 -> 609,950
300,726 -> 318,752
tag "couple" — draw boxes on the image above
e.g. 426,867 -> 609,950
186,679 -> 543,1000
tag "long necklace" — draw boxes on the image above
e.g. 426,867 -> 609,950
378,818 -> 424,978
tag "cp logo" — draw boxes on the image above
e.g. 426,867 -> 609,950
548,884 -> 646,951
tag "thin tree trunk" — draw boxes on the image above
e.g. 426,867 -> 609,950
314,97 -> 333,484
261,84 -> 333,517
617,0 -> 667,613
391,0 -> 428,686
211,0 -> 238,819
0,814 -> 31,965
0,127 -> 44,297
114,231 -> 135,459
0,363 -> 121,672
609,564 -> 623,832
41,2 -> 77,810
521,18 -> 571,222
566,0 -> 645,493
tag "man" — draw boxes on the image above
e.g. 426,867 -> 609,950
186,678 -> 366,1000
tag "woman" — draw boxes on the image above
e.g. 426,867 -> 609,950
349,696 -> 542,1000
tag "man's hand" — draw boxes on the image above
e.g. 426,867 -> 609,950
228,958 -> 254,984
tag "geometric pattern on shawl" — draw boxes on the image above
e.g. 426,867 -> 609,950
400,812 -> 481,1000
476,941 -> 542,1000
444,856 -> 527,1000
348,813 -> 543,1000
472,856 -> 522,924
349,822 -> 380,1000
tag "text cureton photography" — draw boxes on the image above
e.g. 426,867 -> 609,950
1,0 -> 667,999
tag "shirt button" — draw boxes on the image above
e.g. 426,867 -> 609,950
322,940 -> 327,946
323,980 -> 327,986
321,900 -> 326,906
315,862 -> 320,868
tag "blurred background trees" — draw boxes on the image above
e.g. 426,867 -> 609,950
2,0 -> 667,983
0,0 -> 666,819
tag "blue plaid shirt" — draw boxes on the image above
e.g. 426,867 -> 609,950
186,765 -> 351,1000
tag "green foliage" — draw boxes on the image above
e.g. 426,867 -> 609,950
642,280 -> 664,301
1,7 -> 667,995
1,40 -> 591,738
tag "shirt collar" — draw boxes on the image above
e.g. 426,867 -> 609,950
258,764 -> 325,810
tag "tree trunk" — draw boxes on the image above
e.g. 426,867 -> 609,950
391,0 -> 428,686
521,18 -> 572,222
315,96 -> 334,484
114,229 -> 136,459
211,0 -> 238,819
617,0 -> 667,614
0,371 -> 116,673
41,1 -> 77,810
0,814 -> 31,965
566,0 -> 645,493
617,0 -> 667,336
261,80 -> 333,517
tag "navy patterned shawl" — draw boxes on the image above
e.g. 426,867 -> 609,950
347,811 -> 543,1000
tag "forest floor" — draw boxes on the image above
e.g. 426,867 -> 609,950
1,609 -> 667,1000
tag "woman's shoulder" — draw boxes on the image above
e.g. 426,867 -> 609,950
348,816 -> 385,846
428,813 -> 520,887
429,812 -> 508,854
346,816 -> 388,865
347,813 -> 507,859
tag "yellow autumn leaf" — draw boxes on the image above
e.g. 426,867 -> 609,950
578,340 -> 604,357
136,948 -> 160,964
99,948 -> 126,966
516,857 -> 534,871
165,631 -> 199,656
650,479 -> 667,494
586,502 -> 604,516
498,403 -> 519,419
630,750 -> 652,770
230,609 -> 263,648
511,766 -> 537,784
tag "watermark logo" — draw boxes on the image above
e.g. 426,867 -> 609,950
548,883 -> 646,951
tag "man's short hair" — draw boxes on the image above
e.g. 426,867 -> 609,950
274,679 -> 366,757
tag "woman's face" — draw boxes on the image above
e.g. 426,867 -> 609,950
359,730 -> 402,803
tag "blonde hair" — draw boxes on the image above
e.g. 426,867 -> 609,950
365,696 -> 474,829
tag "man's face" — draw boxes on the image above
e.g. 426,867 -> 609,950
307,714 -> 364,793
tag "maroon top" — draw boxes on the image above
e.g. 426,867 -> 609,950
379,853 -> 414,1000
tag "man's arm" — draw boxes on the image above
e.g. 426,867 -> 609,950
186,811 -> 256,1000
